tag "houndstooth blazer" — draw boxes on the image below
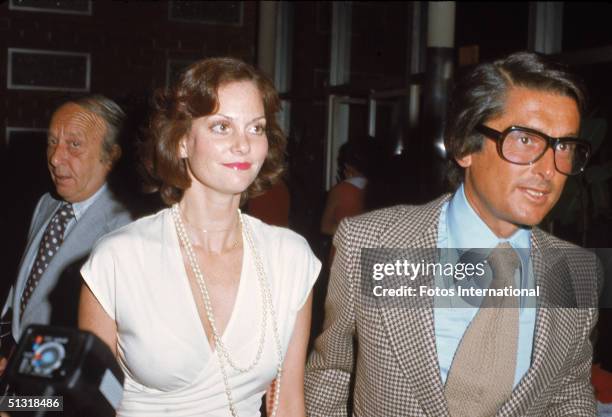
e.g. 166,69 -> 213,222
305,194 -> 600,417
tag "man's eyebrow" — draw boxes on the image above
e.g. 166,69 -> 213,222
47,131 -> 85,140
515,124 -> 580,138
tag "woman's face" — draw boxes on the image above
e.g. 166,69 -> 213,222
180,80 -> 269,198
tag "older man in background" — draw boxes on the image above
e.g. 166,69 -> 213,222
0,95 -> 133,371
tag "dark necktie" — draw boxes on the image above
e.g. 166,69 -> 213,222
445,242 -> 521,417
20,203 -> 74,318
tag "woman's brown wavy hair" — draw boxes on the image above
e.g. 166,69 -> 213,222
142,57 -> 286,205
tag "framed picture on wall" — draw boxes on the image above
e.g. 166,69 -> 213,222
9,0 -> 92,15
7,48 -> 91,92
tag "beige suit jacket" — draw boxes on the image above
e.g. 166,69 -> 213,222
305,194 -> 599,417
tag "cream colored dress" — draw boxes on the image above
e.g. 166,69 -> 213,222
81,208 -> 321,416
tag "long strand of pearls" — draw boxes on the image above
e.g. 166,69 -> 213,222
241,209 -> 284,414
171,204 -> 284,417
174,206 -> 267,373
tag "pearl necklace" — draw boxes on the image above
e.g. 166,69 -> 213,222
183,218 -> 242,253
171,204 -> 284,417
183,213 -> 237,234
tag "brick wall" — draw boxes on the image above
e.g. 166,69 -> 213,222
0,1 -> 257,131
0,0 -> 257,295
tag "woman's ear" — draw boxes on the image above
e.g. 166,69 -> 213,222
179,138 -> 188,159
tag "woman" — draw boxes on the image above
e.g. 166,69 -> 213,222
79,58 -> 321,417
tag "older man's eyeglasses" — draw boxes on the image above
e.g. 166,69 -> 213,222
475,124 -> 591,176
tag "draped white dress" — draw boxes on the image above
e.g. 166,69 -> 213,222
81,208 -> 321,416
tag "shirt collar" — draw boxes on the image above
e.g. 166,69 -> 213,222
345,176 -> 367,189
447,183 -> 531,250
70,183 -> 107,221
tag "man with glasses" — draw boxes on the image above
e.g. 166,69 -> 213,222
473,124 -> 590,177
305,52 -> 600,416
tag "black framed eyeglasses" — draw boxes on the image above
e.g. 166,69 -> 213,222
475,124 -> 591,176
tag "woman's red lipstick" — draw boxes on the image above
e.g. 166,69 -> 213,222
223,162 -> 252,170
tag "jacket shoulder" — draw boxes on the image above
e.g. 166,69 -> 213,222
534,228 -> 601,305
337,194 -> 450,246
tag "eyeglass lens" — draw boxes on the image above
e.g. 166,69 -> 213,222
501,129 -> 589,174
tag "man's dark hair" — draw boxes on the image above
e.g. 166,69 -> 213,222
444,51 -> 586,189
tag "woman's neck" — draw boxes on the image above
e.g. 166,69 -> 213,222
179,189 -> 242,254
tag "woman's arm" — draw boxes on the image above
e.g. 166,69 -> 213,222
78,284 -> 118,357
268,293 -> 313,417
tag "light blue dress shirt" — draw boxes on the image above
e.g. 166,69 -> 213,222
23,183 -> 108,278
65,183 -> 108,234
435,184 -> 536,387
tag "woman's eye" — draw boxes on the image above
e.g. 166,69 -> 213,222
70,141 -> 81,148
250,124 -> 266,135
211,123 -> 229,133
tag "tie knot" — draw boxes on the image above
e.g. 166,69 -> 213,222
58,203 -> 75,222
486,242 -> 520,286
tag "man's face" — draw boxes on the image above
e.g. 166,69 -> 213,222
47,103 -> 111,203
457,87 -> 580,238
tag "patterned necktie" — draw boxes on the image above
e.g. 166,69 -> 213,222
445,242 -> 521,417
20,203 -> 74,318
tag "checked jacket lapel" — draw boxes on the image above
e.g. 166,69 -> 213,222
375,195 -> 451,417
495,229 -> 577,416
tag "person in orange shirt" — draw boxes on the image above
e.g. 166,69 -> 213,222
321,139 -> 371,237
321,139 -> 373,269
